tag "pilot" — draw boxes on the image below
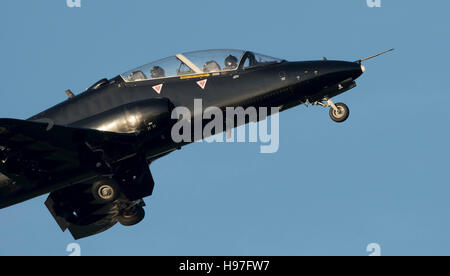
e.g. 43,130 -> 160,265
150,66 -> 166,78
224,55 -> 238,70
129,71 -> 146,81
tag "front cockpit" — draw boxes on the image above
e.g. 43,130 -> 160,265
120,49 -> 284,82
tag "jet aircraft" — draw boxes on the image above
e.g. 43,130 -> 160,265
0,49 -> 393,239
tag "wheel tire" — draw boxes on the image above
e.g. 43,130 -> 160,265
118,206 -> 145,227
329,102 -> 350,123
92,179 -> 119,204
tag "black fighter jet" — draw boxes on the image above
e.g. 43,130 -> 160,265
0,49 -> 393,239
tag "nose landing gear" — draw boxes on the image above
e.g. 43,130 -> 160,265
312,98 -> 350,123
328,101 -> 349,123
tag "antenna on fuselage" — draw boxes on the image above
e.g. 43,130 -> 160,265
65,89 -> 75,99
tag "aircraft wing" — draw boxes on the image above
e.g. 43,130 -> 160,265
0,118 -> 139,209
0,118 -> 160,239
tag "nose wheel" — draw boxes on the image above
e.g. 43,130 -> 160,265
328,102 -> 350,123
311,99 -> 350,123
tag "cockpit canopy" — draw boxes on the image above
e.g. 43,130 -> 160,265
121,49 -> 283,82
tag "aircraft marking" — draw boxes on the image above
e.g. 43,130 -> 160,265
152,84 -> 163,94
197,79 -> 208,90
180,74 -> 210,80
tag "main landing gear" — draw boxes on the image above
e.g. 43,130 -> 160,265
312,98 -> 350,123
118,204 -> 146,226
91,178 -> 146,226
92,179 -> 120,204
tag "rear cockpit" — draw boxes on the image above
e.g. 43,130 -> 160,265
120,49 -> 284,82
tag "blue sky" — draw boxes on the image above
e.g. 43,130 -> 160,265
0,0 -> 449,256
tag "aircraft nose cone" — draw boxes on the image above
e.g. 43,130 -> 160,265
344,61 -> 365,80
321,61 -> 365,82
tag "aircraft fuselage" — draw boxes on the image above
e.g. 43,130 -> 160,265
29,60 -> 363,161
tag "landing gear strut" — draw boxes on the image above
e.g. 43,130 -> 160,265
312,98 -> 350,123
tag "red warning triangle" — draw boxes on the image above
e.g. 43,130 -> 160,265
152,84 -> 163,94
197,79 -> 207,90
